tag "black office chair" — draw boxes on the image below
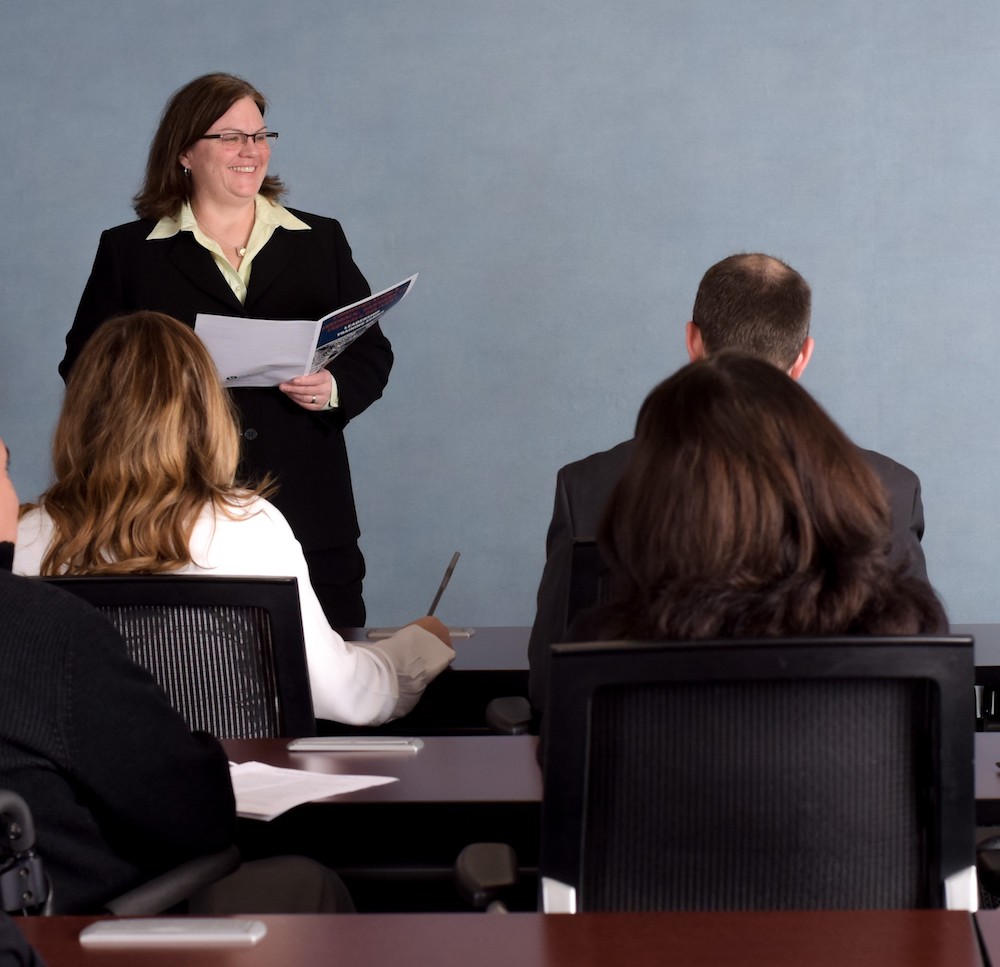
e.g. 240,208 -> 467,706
1,787 -> 240,916
461,635 -> 977,912
102,846 -> 242,915
0,792 -> 49,915
40,575 -> 315,739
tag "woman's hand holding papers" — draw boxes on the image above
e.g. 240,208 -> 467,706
280,369 -> 335,411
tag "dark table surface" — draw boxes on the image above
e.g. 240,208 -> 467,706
16,910 -> 984,967
331,625 -> 1000,733
338,626 -> 530,670
976,732 -> 1000,825
223,735 -> 542,912
952,625 -> 1000,686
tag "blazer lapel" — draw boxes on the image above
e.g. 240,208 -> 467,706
245,228 -> 297,315
165,233 -> 246,314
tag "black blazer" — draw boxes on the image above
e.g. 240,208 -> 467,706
527,437 -> 931,713
62,209 -> 393,551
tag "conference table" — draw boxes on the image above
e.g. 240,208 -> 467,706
338,623 -> 1000,681
229,731 -> 1000,911
955,624 -> 1000,686
974,909 -> 1000,965
954,624 -> 1000,730
14,910 -> 985,967
233,626 -> 1000,907
13,627 -> 1000,963
328,624 -> 1000,733
230,730 -> 1000,818
975,732 -> 1000,825
224,735 -> 542,911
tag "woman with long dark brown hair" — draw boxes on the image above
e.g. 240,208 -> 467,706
584,352 -> 945,641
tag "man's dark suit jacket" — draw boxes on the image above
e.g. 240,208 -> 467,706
527,438 -> 930,712
60,210 -> 393,554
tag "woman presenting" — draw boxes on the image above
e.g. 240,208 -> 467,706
61,73 -> 392,626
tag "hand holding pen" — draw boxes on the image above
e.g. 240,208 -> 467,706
407,552 -> 460,647
368,552 -> 466,645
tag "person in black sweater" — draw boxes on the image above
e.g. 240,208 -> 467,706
0,438 -> 351,914
0,437 -> 234,912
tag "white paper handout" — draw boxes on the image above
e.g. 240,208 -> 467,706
230,760 -> 398,821
195,274 -> 417,388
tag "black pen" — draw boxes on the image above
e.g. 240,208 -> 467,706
428,552 -> 460,616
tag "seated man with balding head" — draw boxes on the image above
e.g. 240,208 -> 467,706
528,253 -> 929,714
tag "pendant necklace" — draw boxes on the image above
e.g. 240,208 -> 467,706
193,210 -> 252,260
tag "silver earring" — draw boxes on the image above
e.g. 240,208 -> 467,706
182,167 -> 191,177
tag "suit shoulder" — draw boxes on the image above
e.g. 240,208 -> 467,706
279,209 -> 354,259
99,219 -> 159,242
559,439 -> 634,485
857,446 -> 921,490
284,208 -> 347,235
553,440 -> 634,539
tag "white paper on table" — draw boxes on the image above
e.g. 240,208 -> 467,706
230,760 -> 397,821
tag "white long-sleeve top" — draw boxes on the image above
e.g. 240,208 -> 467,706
14,497 -> 454,726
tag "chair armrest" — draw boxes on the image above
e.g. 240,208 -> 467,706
485,697 -> 535,735
103,846 -> 241,916
455,843 -> 519,911
0,790 -> 50,914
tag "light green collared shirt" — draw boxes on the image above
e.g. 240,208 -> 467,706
147,197 -> 338,408
147,196 -> 310,304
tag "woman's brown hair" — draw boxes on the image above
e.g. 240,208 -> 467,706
595,352 -> 945,639
133,72 -> 286,221
29,311 -> 270,575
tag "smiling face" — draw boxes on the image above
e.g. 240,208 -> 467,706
178,96 -> 270,212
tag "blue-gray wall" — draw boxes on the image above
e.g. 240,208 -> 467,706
1,2 -> 996,624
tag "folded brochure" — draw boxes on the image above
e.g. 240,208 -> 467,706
195,274 -> 416,388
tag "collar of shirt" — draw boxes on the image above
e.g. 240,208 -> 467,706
146,197 -> 310,304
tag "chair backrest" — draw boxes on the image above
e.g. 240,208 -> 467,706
41,575 -> 315,739
539,636 -> 975,913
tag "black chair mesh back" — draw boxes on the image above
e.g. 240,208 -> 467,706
101,602 -> 284,739
581,677 -> 933,911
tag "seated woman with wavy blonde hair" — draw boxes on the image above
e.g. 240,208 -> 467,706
15,311 -> 453,726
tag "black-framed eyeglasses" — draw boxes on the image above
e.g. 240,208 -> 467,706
199,132 -> 279,147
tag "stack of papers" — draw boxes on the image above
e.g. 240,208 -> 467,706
230,761 -> 397,821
